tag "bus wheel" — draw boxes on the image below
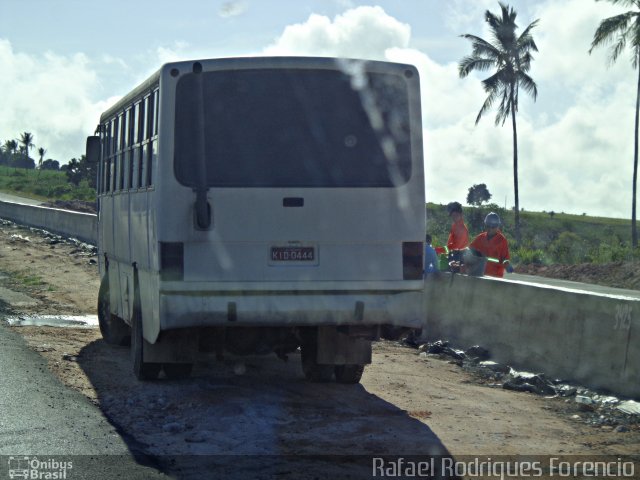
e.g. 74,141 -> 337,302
163,363 -> 193,380
97,276 -> 130,346
334,364 -> 365,384
131,302 -> 161,381
301,341 -> 334,382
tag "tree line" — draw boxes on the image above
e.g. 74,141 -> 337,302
459,0 -> 639,249
0,131 -> 95,187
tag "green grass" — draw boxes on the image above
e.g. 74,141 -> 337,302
426,202 -> 636,265
13,272 -> 46,287
0,166 -> 96,202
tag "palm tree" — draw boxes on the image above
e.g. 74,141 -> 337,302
4,139 -> 18,156
590,0 -> 640,249
19,132 -> 34,162
459,2 -> 539,245
37,147 -> 47,178
37,147 -> 46,168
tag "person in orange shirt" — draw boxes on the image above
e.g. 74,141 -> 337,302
469,212 -> 512,278
435,202 -> 469,271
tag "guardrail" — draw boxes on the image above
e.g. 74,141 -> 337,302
0,199 -> 637,398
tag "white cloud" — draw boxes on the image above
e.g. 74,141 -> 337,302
443,0 -> 499,32
218,1 -> 248,18
155,42 -> 191,65
260,3 -> 636,219
0,39 -> 105,163
533,0 -> 630,87
264,6 -> 410,59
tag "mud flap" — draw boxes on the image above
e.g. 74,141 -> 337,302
142,329 -> 199,364
316,326 -> 372,365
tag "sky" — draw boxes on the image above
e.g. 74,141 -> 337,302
0,0 -> 636,219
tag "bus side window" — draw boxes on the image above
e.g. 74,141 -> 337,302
143,95 -> 151,141
119,111 -> 128,191
99,123 -> 109,194
135,100 -> 145,189
148,140 -> 156,187
152,89 -> 159,136
126,108 -> 133,190
104,159 -> 110,193
109,117 -> 119,193
148,89 -> 159,187
110,159 -> 115,192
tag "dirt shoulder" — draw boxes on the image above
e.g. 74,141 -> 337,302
516,261 -> 640,291
0,220 -> 638,466
0,219 -> 99,315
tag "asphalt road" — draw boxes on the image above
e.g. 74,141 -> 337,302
0,322 -> 168,479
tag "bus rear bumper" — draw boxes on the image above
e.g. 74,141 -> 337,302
158,290 -> 425,330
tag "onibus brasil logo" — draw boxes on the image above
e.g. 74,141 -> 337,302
7,456 -> 73,479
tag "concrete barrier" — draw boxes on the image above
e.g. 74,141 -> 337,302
425,273 -> 639,398
0,200 -> 97,244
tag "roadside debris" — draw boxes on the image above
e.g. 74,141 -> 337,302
9,234 -> 30,243
408,339 -> 640,429
418,340 -> 465,361
618,400 -> 640,416
503,371 -> 556,396
1,219 -> 97,256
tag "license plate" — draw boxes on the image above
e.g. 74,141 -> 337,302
270,246 -> 316,262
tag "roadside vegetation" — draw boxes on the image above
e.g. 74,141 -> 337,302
0,165 -> 95,202
427,201 -> 637,266
0,130 -> 96,203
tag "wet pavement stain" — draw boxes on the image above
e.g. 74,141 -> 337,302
4,314 -> 98,328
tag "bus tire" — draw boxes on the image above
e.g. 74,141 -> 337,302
301,341 -> 334,382
97,276 -> 130,346
131,289 -> 161,381
163,363 -> 193,380
334,364 -> 365,384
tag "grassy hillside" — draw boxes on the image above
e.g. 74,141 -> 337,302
426,202 -> 636,265
0,166 -> 95,202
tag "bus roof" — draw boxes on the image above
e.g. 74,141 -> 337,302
99,56 -> 417,124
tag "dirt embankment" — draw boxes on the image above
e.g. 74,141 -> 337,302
515,262 -> 640,291
0,219 -> 99,316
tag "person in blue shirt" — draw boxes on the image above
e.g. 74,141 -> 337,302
424,234 -> 439,275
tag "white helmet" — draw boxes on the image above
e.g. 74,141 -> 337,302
484,212 -> 501,228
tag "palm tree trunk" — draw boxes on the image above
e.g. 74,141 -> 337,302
511,88 -> 521,246
632,55 -> 639,249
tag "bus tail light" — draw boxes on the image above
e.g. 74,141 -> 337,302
402,242 -> 423,280
160,242 -> 184,281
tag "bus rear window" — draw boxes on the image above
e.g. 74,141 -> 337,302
174,68 -> 412,188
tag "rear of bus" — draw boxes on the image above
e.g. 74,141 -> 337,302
155,57 -> 424,381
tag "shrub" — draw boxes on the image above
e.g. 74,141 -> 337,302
587,241 -> 635,263
549,231 -> 586,264
512,246 -> 546,265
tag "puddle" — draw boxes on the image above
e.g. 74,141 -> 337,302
4,315 -> 99,328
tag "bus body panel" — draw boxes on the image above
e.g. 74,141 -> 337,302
158,289 -> 424,330
113,193 -> 131,264
130,192 -> 150,271
96,56 -> 426,347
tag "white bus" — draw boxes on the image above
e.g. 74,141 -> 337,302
86,56 -> 425,383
